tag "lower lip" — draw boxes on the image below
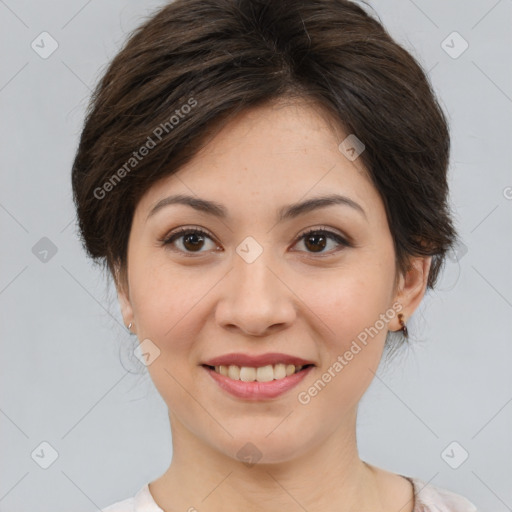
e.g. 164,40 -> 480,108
202,365 -> 314,400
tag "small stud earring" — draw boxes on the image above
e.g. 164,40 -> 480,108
397,313 -> 408,338
127,322 -> 133,331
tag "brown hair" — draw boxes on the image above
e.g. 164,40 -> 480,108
71,0 -> 457,344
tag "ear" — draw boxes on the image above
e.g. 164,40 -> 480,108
113,264 -> 134,330
391,256 -> 432,332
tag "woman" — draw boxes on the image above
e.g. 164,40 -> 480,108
71,0 -> 478,510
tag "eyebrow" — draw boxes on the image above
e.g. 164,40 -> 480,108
146,193 -> 367,222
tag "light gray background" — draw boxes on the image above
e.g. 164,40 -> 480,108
1,1 -> 511,511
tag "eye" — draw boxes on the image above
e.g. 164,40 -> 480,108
161,226 -> 350,256
161,227 -> 219,255
293,227 -> 350,255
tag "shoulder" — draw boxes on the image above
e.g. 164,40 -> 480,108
102,483 -> 163,512
406,476 -> 478,512
102,495 -> 134,512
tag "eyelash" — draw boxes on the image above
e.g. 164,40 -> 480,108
160,226 -> 350,256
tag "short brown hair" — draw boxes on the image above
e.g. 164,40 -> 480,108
72,0 -> 457,337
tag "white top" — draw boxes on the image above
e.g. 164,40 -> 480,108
102,475 -> 478,511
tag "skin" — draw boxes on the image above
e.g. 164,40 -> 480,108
116,97 -> 431,512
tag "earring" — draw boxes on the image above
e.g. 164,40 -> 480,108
397,313 -> 408,338
127,322 -> 133,331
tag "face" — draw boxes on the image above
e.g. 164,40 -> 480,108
117,98 -> 430,465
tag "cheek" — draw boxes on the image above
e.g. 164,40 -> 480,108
128,255 -> 221,364
127,262 -> 209,409
301,258 -> 395,403
310,258 -> 395,344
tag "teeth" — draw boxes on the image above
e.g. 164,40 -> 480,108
227,365 -> 240,380
240,366 -> 256,382
256,365 -> 273,382
274,364 -> 287,379
212,363 -> 307,382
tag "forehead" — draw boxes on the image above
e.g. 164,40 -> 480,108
135,99 -> 379,222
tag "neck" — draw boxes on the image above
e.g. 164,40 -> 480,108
149,411 -> 384,512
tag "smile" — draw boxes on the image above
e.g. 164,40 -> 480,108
202,364 -> 314,400
204,363 -> 312,382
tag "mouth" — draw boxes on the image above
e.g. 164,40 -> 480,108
201,362 -> 315,400
201,363 -> 315,382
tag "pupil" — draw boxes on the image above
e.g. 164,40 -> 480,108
184,233 -> 203,251
306,234 -> 326,252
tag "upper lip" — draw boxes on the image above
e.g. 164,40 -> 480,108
202,352 -> 316,368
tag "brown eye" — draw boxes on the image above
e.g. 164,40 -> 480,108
294,228 -> 349,254
161,226 -> 349,256
163,228 -> 218,254
181,232 -> 205,251
304,232 -> 327,252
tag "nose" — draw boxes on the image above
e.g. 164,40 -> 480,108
215,249 -> 297,337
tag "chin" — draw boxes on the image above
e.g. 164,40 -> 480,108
213,431 -> 313,467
